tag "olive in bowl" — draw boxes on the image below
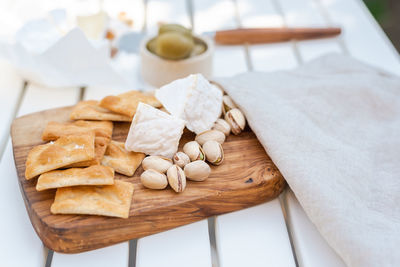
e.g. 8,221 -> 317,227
141,23 -> 213,87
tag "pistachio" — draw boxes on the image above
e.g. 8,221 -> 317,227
184,160 -> 211,181
173,152 -> 190,168
222,95 -> 237,115
142,156 -> 173,173
167,165 -> 186,193
183,141 -> 206,161
195,130 -> 225,145
140,169 -> 168,189
225,108 -> 246,135
202,140 -> 224,165
212,118 -> 231,136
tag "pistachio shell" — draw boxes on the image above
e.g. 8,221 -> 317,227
212,118 -> 231,136
195,130 -> 225,146
173,152 -> 190,168
184,160 -> 211,181
183,141 -> 206,161
140,169 -> 168,189
167,165 -> 186,193
222,95 -> 237,115
225,108 -> 246,135
142,156 -> 173,173
202,140 -> 224,165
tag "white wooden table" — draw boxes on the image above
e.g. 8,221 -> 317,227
1,0 -> 399,266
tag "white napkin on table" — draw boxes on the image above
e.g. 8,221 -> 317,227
0,10 -> 137,90
217,54 -> 400,267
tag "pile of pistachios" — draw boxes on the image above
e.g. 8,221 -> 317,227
140,93 -> 247,193
146,24 -> 207,60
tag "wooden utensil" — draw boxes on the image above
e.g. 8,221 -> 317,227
11,106 -> 286,253
211,27 -> 342,44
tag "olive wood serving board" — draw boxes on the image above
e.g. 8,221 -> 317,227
11,106 -> 286,253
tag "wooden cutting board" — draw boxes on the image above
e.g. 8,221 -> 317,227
10,106 -> 286,253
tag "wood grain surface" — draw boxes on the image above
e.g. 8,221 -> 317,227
214,27 -> 341,44
10,106 -> 286,253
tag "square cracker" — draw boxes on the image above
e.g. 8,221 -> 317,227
99,90 -> 162,118
25,133 -> 95,180
42,120 -> 113,141
50,180 -> 134,218
70,100 -> 131,122
36,165 -> 114,191
66,137 -> 109,167
101,141 -> 145,176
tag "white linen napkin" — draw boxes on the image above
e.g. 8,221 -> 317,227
217,54 -> 400,267
0,10 -> 138,90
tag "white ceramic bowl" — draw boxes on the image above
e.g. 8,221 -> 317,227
140,35 -> 214,88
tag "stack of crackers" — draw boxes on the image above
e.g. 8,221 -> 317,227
24,91 -> 161,219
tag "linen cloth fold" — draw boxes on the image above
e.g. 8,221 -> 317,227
217,54 -> 400,267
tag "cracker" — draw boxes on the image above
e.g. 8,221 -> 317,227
99,90 -> 162,118
25,133 -> 95,180
70,100 -> 131,122
36,165 -> 114,191
66,137 -> 110,167
42,120 -> 113,141
50,180 -> 134,218
101,141 -> 145,176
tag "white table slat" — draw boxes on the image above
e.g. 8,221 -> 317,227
12,82 -> 90,266
0,82 -> 80,267
52,242 -> 129,267
215,199 -> 296,267
146,0 -> 191,35
0,60 -> 24,158
193,0 -> 238,32
211,45 -> 248,76
249,42 -> 298,71
0,140 -> 46,267
197,2 -> 296,266
320,0 -> 400,74
193,0 -> 247,77
63,60 -> 135,267
134,2 -> 212,266
53,86 -> 132,266
284,190 -> 346,267
17,84 -> 80,117
238,0 -> 298,71
275,0 -> 349,265
278,0 -> 342,62
136,220 -> 212,267
295,37 -> 342,63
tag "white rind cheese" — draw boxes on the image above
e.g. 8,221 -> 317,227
155,74 -> 223,134
125,102 -> 185,158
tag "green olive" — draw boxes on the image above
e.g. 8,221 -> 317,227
158,24 -> 192,37
146,37 -> 157,54
155,32 -> 194,60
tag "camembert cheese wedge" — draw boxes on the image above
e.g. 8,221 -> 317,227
125,102 -> 185,158
155,74 -> 223,134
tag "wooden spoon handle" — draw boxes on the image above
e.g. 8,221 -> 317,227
214,27 -> 342,44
